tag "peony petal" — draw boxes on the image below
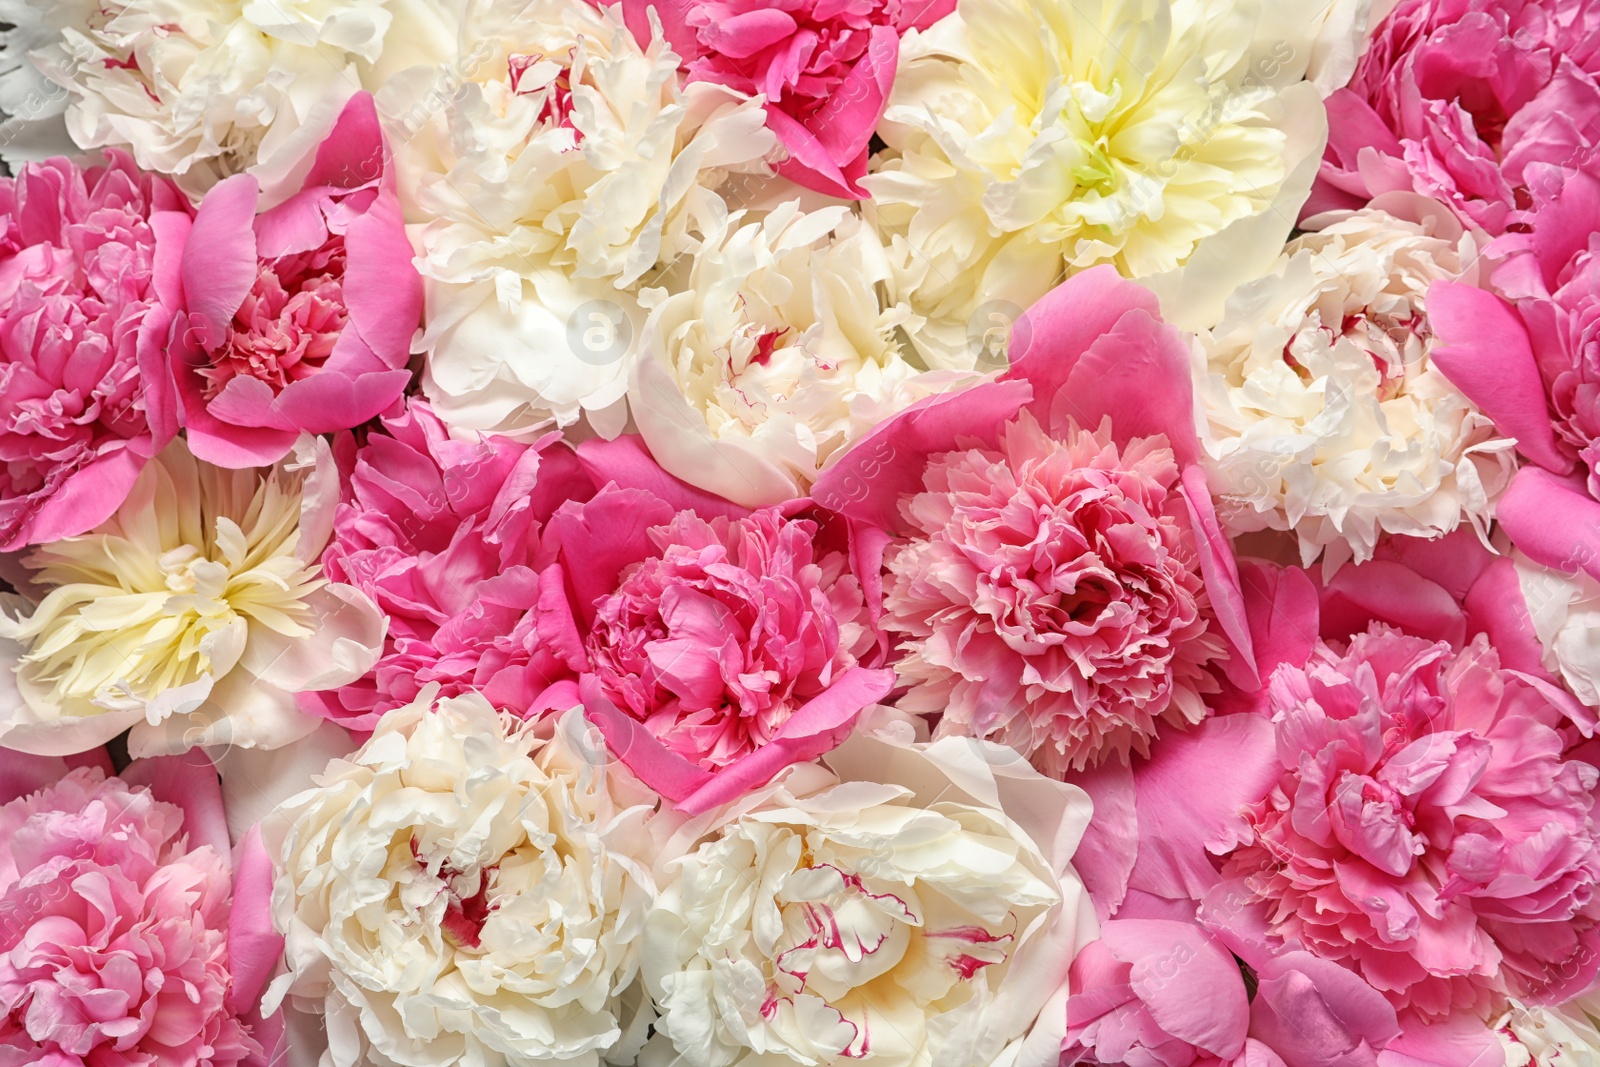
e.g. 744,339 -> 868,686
1319,559 -> 1467,647
1497,465 -> 1600,584
182,173 -> 260,350
1100,919 -> 1249,1059
227,825 -> 286,1015
121,749 -> 231,857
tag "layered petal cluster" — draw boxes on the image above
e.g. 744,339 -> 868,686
867,0 -> 1327,365
5,0 -> 453,194
0,756 -> 274,1067
0,439 -> 385,757
640,723 -> 1093,1067
304,399 -> 594,731
1221,627 -> 1600,1019
264,691 -> 660,1067
622,0 -> 954,197
171,93 -> 422,468
0,152 -> 188,553
1196,200 -> 1516,569
632,202 -> 952,507
396,0 -> 777,436
883,412 -> 1222,774
815,267 -> 1254,777
1497,990 -> 1600,1066
1314,0 -> 1600,234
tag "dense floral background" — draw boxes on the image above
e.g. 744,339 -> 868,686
4,0 -> 1600,1065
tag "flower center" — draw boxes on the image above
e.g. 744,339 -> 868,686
200,243 -> 349,398
410,837 -> 498,950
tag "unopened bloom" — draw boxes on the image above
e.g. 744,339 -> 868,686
868,0 -> 1327,364
398,0 -> 776,436
1196,201 -> 1516,570
1221,627 -> 1600,1019
265,691 -> 660,1067
0,439 -> 385,757
640,723 -> 1093,1067
0,151 -> 188,552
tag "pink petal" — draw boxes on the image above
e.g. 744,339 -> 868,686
1100,919 -> 1249,1059
182,173 -> 260,350
1497,465 -> 1600,583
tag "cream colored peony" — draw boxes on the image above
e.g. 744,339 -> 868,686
1194,196 -> 1516,571
639,717 -> 1095,1067
0,438 -> 384,757
4,0 -> 453,194
395,0 -> 778,439
865,0 -> 1328,368
1497,991 -> 1600,1067
264,691 -> 661,1067
1517,554 -> 1600,711
632,202 -> 967,508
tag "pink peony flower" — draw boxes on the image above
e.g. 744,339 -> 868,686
0,751 -> 283,1067
618,0 -> 953,198
814,265 -> 1255,776
170,92 -> 420,468
1220,626 -> 1600,1020
1312,0 -> 1600,234
882,412 -> 1223,775
302,398 -> 596,732
584,505 -> 881,771
0,151 -> 188,552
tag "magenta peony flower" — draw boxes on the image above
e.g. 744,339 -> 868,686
1312,0 -> 1600,233
618,0 -> 953,198
1221,626 -> 1600,1020
170,92 -> 420,468
0,752 -> 281,1067
302,398 -> 596,732
882,412 -> 1222,775
585,505 -> 880,770
815,265 -> 1255,776
0,151 -> 188,553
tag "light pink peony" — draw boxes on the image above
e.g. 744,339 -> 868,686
618,0 -> 953,198
815,265 -> 1255,776
302,398 -> 596,732
170,92 -> 420,468
0,752 -> 282,1067
0,151 -> 188,552
1312,0 -> 1600,234
882,412 -> 1222,775
585,505 -> 881,770
1221,626 -> 1600,1020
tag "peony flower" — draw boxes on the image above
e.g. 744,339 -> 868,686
882,411 -> 1224,774
814,267 -> 1255,775
0,151 -> 188,553
1196,198 -> 1516,571
631,201 -> 961,507
264,689 -> 660,1067
582,501 -> 885,775
865,0 -> 1329,364
1218,626 -> 1600,1019
0,438 -> 386,757
170,92 -> 421,469
303,398 -> 596,731
639,718 -> 1094,1067
1312,0 -> 1600,235
6,0 -> 455,195
617,0 -> 953,198
392,0 -> 777,436
0,749 -> 283,1067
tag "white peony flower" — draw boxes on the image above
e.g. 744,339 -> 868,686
1,0 -> 454,194
1496,992 -> 1600,1067
0,437 -> 384,758
1517,554 -> 1600,711
640,718 -> 1095,1067
865,0 -> 1328,367
264,691 -> 661,1067
632,201 -> 971,508
395,0 -> 777,439
1194,196 -> 1517,572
